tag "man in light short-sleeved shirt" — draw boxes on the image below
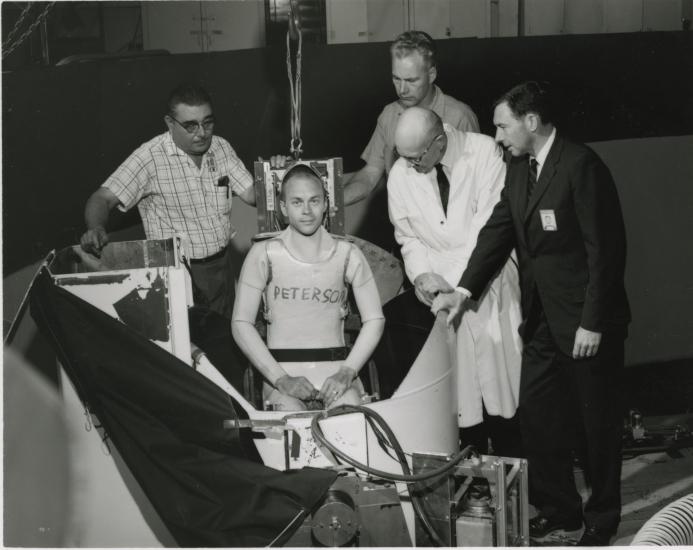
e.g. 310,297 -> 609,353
344,30 -> 479,207
80,84 -> 255,317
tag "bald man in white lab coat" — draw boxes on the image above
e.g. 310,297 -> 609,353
388,107 -> 522,455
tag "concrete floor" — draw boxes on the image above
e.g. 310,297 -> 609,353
532,416 -> 693,547
613,446 -> 693,545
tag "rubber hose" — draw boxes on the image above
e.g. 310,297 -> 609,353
631,493 -> 693,546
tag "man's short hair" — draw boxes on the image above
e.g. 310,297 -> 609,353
390,30 -> 437,69
494,81 -> 555,125
167,84 -> 212,115
280,164 -> 326,201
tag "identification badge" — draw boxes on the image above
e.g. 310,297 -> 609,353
539,209 -> 558,231
206,154 -> 217,174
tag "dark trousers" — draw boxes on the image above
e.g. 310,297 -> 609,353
189,247 -> 234,319
460,408 -> 523,458
520,311 -> 624,533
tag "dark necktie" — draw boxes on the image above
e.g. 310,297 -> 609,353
435,164 -> 449,215
527,157 -> 538,198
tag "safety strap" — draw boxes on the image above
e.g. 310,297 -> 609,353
269,347 -> 348,362
261,240 -> 275,323
340,242 -> 352,319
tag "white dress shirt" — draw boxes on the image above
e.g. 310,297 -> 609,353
532,127 -> 557,179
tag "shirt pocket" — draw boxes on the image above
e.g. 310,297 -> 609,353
212,184 -> 232,214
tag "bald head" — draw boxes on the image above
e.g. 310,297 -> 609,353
394,107 -> 446,172
394,107 -> 444,156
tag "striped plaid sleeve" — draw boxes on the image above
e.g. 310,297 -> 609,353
216,138 -> 252,194
103,143 -> 155,212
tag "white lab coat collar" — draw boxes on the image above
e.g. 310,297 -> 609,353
440,123 -> 463,171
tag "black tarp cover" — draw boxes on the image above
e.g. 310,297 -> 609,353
29,269 -> 337,547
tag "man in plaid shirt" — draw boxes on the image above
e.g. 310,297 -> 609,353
80,84 -> 255,317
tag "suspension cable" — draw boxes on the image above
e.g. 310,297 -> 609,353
285,5 -> 303,159
2,2 -> 55,59
2,2 -> 34,49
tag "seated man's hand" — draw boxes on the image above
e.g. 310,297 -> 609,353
319,366 -> 356,408
257,155 -> 293,169
80,227 -> 109,257
414,272 -> 453,306
275,374 -> 316,401
431,291 -> 468,328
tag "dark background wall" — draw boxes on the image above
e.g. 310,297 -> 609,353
3,30 -> 693,366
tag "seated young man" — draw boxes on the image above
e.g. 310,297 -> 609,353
232,164 -> 385,411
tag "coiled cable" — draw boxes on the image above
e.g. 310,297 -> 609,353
310,404 -> 474,546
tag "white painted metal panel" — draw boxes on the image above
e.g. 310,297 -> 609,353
142,1 -> 264,53
604,0 -> 643,32
564,0 -> 604,34
202,1 -> 265,51
141,1 -> 204,53
410,0 -> 452,39
498,0 -> 520,37
367,0 -> 408,42
49,240 -> 192,365
524,0 -> 565,35
450,0 -> 489,38
643,0 -> 682,30
326,0 -> 369,43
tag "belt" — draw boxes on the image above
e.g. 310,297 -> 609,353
189,246 -> 227,264
269,347 -> 348,362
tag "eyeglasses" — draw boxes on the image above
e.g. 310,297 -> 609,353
169,115 -> 215,135
401,132 -> 444,167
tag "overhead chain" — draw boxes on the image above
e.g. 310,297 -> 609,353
285,19 -> 303,159
2,2 -> 33,48
2,2 -> 55,59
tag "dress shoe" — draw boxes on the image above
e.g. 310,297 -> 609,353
529,515 -> 582,538
577,525 -> 613,546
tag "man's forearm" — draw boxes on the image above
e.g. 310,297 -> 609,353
84,192 -> 114,230
343,165 -> 384,206
343,175 -> 369,205
343,318 -> 385,373
236,185 -> 257,206
81,189 -> 122,253
231,319 -> 286,385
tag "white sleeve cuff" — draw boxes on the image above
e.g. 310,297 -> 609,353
454,286 -> 472,298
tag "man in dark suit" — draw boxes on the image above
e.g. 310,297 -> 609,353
432,81 -> 630,546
